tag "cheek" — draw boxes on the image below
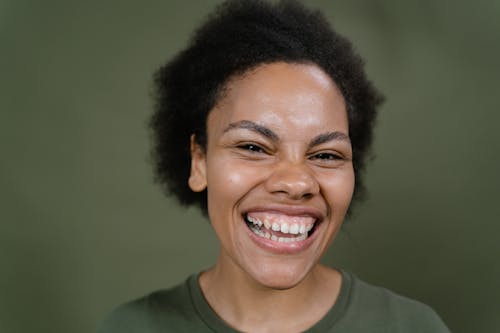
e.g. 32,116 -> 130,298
206,157 -> 265,209
322,169 -> 355,213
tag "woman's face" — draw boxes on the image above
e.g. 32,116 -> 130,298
189,62 -> 354,289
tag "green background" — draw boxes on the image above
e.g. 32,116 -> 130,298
2,0 -> 499,332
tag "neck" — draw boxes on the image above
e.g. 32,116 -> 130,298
199,252 -> 342,333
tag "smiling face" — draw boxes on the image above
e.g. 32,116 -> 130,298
189,62 -> 354,289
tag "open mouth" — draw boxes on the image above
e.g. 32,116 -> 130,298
243,212 -> 319,243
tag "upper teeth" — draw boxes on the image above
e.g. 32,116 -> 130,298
247,215 -> 313,235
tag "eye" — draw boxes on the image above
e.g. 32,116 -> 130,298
310,152 -> 342,161
237,143 -> 266,154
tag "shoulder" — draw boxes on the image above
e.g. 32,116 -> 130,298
339,271 -> 450,332
97,276 -> 202,333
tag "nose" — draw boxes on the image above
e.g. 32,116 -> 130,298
264,162 -> 320,200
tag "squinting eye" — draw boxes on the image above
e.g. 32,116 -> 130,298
311,152 -> 341,160
238,144 -> 265,153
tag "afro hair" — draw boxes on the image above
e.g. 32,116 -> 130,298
150,0 -> 383,216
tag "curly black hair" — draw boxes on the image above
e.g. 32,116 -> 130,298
150,0 -> 383,216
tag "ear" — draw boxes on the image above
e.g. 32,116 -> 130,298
188,134 -> 207,192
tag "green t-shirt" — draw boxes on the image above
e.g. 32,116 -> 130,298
98,270 -> 450,332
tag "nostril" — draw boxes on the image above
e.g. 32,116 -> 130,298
272,189 -> 314,201
302,193 -> 314,200
289,190 -> 315,201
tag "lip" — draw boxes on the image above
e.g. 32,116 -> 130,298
241,204 -> 324,254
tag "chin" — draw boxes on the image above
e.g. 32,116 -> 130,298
247,260 -> 314,290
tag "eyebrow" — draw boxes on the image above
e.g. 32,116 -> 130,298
223,120 -> 350,147
307,131 -> 350,149
223,120 -> 279,142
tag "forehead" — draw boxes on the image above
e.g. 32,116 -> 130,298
208,62 -> 348,135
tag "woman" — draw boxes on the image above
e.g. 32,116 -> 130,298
99,1 -> 450,332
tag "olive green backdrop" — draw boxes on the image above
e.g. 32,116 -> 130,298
2,0 -> 499,332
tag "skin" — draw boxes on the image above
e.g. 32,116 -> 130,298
189,62 -> 354,332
